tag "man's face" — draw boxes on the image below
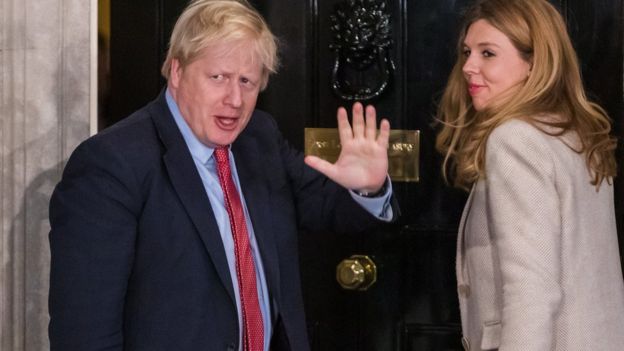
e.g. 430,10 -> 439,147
169,42 -> 263,148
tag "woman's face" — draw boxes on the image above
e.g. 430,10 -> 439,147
462,19 -> 532,111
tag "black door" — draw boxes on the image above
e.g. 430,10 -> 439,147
102,1 -> 624,350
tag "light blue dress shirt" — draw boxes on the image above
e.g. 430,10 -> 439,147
165,89 -> 392,351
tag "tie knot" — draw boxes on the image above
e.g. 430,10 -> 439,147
213,146 -> 230,167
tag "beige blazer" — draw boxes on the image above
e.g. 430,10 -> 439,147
456,119 -> 624,351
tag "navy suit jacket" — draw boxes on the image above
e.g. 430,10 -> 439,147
49,92 -> 396,350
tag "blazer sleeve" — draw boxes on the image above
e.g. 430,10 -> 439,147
48,138 -> 142,351
484,120 -> 563,350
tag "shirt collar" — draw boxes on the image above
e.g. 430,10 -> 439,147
165,88 -> 216,165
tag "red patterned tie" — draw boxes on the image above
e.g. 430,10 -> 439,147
214,147 -> 264,351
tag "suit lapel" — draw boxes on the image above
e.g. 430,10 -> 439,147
232,134 -> 282,304
149,93 -> 236,305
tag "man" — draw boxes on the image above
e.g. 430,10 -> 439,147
48,0 -> 397,350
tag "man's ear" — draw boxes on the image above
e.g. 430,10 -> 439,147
170,59 -> 182,88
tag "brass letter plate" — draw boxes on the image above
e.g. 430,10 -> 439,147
304,128 -> 420,182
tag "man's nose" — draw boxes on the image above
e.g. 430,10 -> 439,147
224,81 -> 242,107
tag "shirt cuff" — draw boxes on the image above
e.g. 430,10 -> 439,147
349,176 -> 393,222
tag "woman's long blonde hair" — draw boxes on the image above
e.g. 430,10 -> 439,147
436,0 -> 617,190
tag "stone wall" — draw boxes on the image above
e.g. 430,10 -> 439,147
0,0 -> 93,349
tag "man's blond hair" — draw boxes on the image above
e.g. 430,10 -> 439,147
161,0 -> 278,90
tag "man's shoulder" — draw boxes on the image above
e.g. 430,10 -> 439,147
71,99 -> 166,170
94,97 -> 168,147
247,109 -> 277,129
239,109 -> 280,142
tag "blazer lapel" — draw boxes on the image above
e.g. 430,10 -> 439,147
148,93 -> 236,305
456,183 -> 476,287
232,135 -> 282,304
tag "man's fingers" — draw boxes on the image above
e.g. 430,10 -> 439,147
351,102 -> 365,137
337,103 -> 387,147
377,119 -> 391,149
336,107 -> 352,141
364,105 -> 377,139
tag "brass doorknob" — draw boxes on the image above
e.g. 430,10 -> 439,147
336,255 -> 377,291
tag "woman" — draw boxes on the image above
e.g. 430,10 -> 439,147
436,0 -> 624,350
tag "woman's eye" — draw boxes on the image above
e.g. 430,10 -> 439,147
482,50 -> 495,57
211,74 -> 225,81
462,49 -> 471,57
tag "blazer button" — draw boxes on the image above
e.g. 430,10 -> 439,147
226,342 -> 235,351
458,284 -> 471,297
461,336 -> 470,350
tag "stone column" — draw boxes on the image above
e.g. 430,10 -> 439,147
0,0 -> 94,349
